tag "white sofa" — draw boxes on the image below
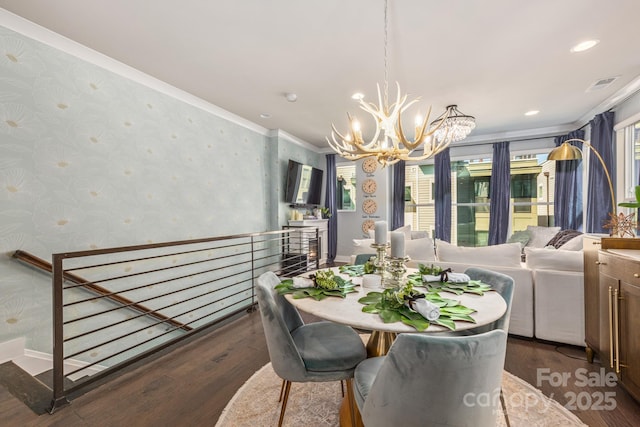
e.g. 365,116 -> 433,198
351,230 -> 586,347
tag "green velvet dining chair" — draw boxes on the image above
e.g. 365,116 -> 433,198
463,267 -> 515,334
354,253 -> 376,265
255,271 -> 367,427
353,329 -> 508,427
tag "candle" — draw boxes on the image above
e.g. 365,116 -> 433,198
374,221 -> 387,245
390,231 -> 405,258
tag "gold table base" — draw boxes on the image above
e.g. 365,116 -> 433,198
365,330 -> 397,357
340,331 -> 398,426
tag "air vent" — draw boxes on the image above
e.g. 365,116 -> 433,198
586,76 -> 619,92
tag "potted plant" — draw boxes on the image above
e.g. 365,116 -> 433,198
320,206 -> 332,219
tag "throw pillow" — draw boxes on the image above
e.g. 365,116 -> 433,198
507,230 -> 531,249
546,229 -> 583,249
405,236 -> 436,261
524,247 -> 583,272
526,226 -> 561,248
410,230 -> 429,240
435,239 -> 522,268
559,234 -> 584,251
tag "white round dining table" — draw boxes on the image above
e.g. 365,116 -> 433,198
285,267 -> 507,334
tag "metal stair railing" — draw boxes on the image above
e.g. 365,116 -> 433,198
12,227 -> 320,413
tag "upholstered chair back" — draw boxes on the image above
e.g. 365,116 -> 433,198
255,271 -> 308,381
361,329 -> 508,427
465,267 -> 515,333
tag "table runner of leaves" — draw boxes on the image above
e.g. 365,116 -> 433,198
341,263 -> 493,296
339,263 -> 375,277
358,283 -> 477,331
275,270 -> 357,300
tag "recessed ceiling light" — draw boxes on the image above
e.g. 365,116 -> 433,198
260,113 -> 271,119
525,110 -> 539,116
570,40 -> 600,53
351,92 -> 364,100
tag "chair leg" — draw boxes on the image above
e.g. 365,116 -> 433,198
345,378 -> 357,427
278,380 -> 292,427
340,380 -> 345,397
500,387 -> 511,427
278,379 -> 286,402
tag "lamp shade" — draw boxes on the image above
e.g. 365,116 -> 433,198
547,141 -> 583,161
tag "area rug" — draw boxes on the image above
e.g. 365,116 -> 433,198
215,363 -> 587,427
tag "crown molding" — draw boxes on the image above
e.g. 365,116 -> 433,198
0,8 -> 271,137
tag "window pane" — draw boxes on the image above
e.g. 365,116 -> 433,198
511,153 -> 544,231
404,164 -> 436,237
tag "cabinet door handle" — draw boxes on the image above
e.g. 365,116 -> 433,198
634,273 -> 640,278
595,261 -> 602,265
608,286 -> 614,369
614,288 -> 620,374
593,241 -> 601,245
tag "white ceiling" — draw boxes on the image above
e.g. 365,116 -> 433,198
1,0 -> 640,149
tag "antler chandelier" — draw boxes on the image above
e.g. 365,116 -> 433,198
327,0 -> 475,166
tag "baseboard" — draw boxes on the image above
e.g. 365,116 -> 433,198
0,337 -> 26,364
334,255 -> 351,263
0,338 -> 106,380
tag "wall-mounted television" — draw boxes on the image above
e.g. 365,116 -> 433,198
284,160 -> 324,206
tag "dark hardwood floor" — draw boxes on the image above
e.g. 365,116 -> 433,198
2,310 -> 639,426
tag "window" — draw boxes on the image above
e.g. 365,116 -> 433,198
623,118 -> 640,201
336,164 -> 356,211
405,151 -> 555,247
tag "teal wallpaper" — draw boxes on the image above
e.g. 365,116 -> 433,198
0,25 -> 321,354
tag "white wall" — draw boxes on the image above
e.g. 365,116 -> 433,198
0,22 -> 321,353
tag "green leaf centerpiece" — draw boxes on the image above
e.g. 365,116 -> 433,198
358,282 -> 477,331
406,264 -> 493,295
338,260 -> 376,277
275,269 -> 357,301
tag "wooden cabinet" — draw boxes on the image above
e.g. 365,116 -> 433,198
596,247 -> 640,402
584,236 -> 640,362
582,235 -> 601,362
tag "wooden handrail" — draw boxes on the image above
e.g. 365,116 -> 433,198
12,250 -> 192,332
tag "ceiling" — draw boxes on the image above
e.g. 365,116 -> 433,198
1,0 -> 640,150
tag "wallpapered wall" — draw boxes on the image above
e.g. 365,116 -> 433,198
0,25 -> 323,354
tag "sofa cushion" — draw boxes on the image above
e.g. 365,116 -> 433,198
524,247 -> 583,272
353,239 -> 379,255
435,239 -> 521,268
546,229 -> 583,249
526,226 -> 561,248
354,236 -> 435,261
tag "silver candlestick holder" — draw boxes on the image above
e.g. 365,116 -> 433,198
384,255 -> 410,289
370,243 -> 390,276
